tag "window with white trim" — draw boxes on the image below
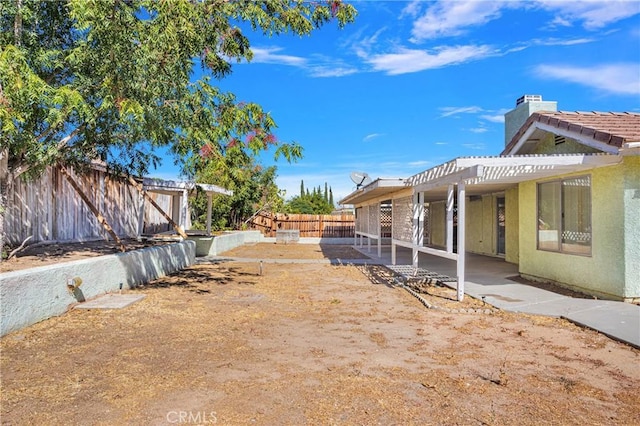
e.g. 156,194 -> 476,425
537,175 -> 591,255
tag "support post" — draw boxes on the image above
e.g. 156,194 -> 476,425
411,192 -> 420,268
446,184 -> 454,253
181,188 -> 189,231
206,194 -> 212,236
59,165 -> 126,252
377,202 -> 382,258
391,242 -> 397,265
456,183 -> 466,301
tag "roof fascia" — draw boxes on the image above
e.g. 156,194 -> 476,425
414,165 -> 483,193
339,178 -> 406,205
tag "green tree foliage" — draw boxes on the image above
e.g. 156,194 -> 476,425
0,0 -> 356,251
191,147 -> 282,230
0,0 -> 356,180
284,180 -> 334,214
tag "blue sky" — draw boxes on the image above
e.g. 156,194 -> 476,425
150,0 -> 640,204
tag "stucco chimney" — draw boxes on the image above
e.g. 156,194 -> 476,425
504,95 -> 557,146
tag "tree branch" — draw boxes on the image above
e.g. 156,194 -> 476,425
12,126 -> 84,179
7,235 -> 32,260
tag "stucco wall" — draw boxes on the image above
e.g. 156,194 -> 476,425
465,195 -> 496,255
518,165 -> 629,299
530,133 -> 600,155
623,156 -> 640,299
429,201 -> 446,247
1,241 -> 196,337
505,187 -> 519,264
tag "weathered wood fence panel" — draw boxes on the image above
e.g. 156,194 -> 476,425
5,166 -> 174,245
249,212 -> 355,238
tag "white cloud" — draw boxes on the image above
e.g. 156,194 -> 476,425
439,106 -> 484,118
363,133 -> 384,142
535,0 -> 640,30
533,37 -> 596,46
367,45 -> 495,75
462,143 -> 487,150
250,47 -> 358,78
309,66 -> 358,78
469,127 -> 488,134
535,63 -> 640,95
405,1 -> 639,44
250,47 -> 307,66
409,1 -> 509,41
480,113 -> 506,123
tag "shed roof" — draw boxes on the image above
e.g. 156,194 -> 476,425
142,178 -> 233,196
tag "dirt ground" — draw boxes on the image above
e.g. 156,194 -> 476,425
1,243 -> 639,425
0,238 -> 175,273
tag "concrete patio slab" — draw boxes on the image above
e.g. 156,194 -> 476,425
564,302 -> 640,349
74,293 -> 146,310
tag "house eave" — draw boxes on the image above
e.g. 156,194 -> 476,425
339,178 -> 407,206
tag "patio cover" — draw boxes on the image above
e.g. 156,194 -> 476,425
407,153 -> 621,199
342,153 -> 622,301
406,152 -> 622,301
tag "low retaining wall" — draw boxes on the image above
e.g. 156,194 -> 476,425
190,231 -> 355,257
1,240 -> 195,337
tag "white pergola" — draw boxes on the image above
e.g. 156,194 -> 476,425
406,153 -> 622,301
142,178 -> 233,236
342,178 -> 407,257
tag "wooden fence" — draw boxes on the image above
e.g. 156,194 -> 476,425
249,212 -> 355,238
4,166 -> 176,245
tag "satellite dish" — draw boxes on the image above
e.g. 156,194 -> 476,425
350,171 -> 372,189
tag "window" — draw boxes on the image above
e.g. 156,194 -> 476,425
537,176 -> 591,255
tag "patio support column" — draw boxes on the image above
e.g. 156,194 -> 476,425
456,183 -> 466,301
206,193 -> 212,235
180,188 -> 189,235
377,201 -> 382,258
446,184 -> 454,253
391,243 -> 396,265
412,192 -> 424,268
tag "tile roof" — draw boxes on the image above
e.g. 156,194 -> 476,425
503,111 -> 640,154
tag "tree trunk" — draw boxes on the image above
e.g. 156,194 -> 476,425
0,149 -> 9,263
